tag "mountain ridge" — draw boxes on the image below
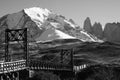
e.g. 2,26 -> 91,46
0,7 -> 99,43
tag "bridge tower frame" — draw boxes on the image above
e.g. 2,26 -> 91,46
60,48 -> 74,71
5,28 -> 28,66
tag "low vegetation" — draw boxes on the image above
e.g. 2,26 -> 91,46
27,71 -> 60,80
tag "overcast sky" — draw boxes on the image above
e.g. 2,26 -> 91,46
0,0 -> 120,27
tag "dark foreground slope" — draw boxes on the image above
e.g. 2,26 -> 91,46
77,64 -> 120,80
74,41 -> 120,65
28,41 -> 120,80
73,41 -> 120,80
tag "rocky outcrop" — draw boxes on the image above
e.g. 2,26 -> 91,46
69,19 -> 75,24
92,22 -> 103,39
83,17 -> 120,43
103,23 -> 120,42
83,17 -> 92,34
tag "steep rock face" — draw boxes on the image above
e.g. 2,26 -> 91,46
69,19 -> 75,24
83,17 -> 92,33
0,7 -> 98,42
103,23 -> 120,42
92,22 -> 103,39
82,17 -> 120,43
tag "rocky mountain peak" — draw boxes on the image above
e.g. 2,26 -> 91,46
92,22 -> 103,39
83,17 -> 92,33
103,22 -> 120,42
83,17 -> 120,43
69,19 -> 75,24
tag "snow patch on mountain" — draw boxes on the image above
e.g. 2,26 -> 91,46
50,22 -> 60,28
24,7 -> 51,26
80,31 -> 96,42
64,19 -> 75,28
36,28 -> 75,42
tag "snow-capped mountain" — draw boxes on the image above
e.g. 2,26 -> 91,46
24,7 -> 51,27
0,7 -> 99,42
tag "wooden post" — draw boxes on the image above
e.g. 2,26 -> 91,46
23,28 -> 28,67
60,49 -> 63,64
1,75 -> 3,80
71,48 -> 74,71
16,72 -> 19,80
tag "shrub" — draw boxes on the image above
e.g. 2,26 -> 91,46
28,71 -> 60,80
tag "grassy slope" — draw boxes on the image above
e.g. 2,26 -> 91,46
0,41 -> 120,66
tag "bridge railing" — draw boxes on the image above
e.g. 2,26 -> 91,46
29,60 -> 72,71
73,64 -> 88,72
0,60 -> 27,74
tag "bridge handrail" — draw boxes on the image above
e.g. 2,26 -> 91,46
29,59 -> 71,66
0,59 -> 27,73
29,59 -> 72,70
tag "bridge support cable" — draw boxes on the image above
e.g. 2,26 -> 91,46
47,52 -> 60,63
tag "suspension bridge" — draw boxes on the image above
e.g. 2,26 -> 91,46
0,28 -> 90,80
